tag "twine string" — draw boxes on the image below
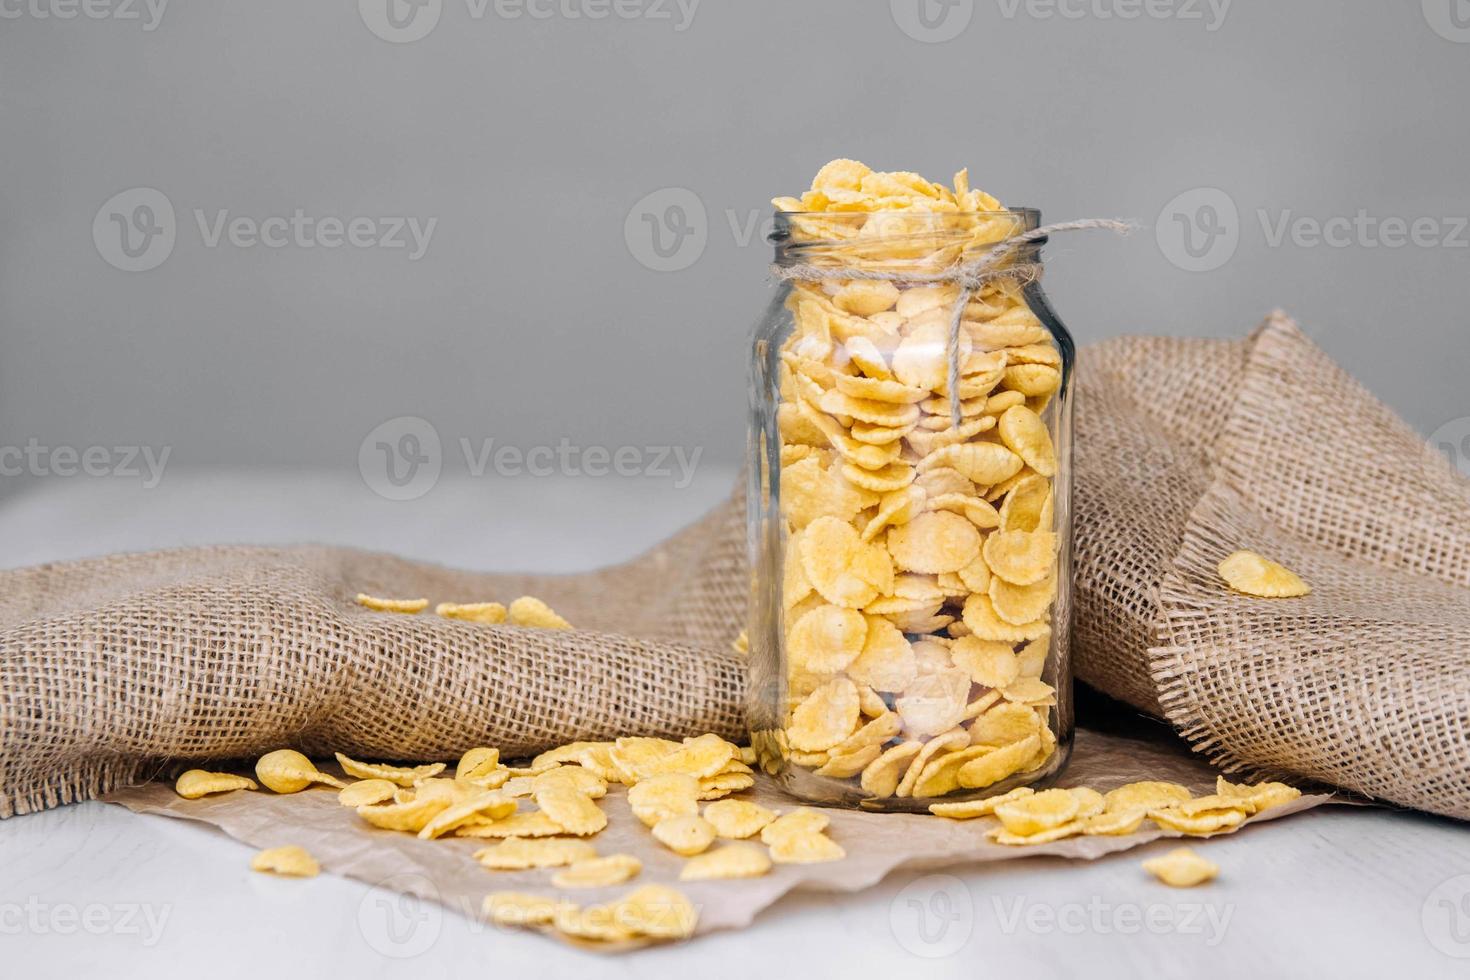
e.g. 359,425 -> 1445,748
772,218 -> 1135,425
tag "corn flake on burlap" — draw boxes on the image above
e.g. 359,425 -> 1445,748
3,312 -> 1468,820
1073,312 -> 1470,820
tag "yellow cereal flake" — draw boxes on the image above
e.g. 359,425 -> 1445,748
962,593 -> 1051,643
254,749 -> 346,794
334,753 -> 445,788
918,443 -> 1024,487
435,601 -> 507,623
788,676 -> 861,752
1148,806 -> 1247,836
988,820 -> 1084,846
998,474 -> 1052,533
759,807 -> 829,844
613,885 -> 699,940
1142,847 -> 1219,887
950,636 -> 1022,689
996,405 -> 1056,477
338,778 -> 398,807
1084,808 -> 1148,836
895,670 -> 970,738
994,788 -> 1079,835
475,837 -> 597,870
859,740 -> 924,798
627,773 -> 701,827
250,845 -> 319,878
456,810 -> 566,839
886,510 -> 982,574
553,901 -> 637,943
508,596 -> 575,629
174,770 -> 257,799
989,572 -> 1057,626
928,786 -> 1034,819
533,777 -> 608,837
455,746 -> 502,780
982,531 -> 1057,586
702,799 -> 779,839
680,843 -> 773,881
768,831 -> 846,864
552,854 -> 642,889
484,892 -> 559,928
1102,781 -> 1193,814
418,791 -> 518,839
789,604 -> 869,674
652,815 -> 716,857
968,701 -> 1041,747
1216,776 -> 1301,813
956,734 -> 1041,790
355,593 -> 428,614
1217,551 -> 1311,598
357,796 -> 452,833
845,618 -> 918,693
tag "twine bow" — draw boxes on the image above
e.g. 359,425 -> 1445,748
772,218 -> 1135,425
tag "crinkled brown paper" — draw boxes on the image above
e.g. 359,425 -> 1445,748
105,724 -> 1328,951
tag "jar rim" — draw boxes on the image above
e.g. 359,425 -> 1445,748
769,208 -> 1044,266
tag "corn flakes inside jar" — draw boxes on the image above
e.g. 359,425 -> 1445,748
746,159 -> 1073,810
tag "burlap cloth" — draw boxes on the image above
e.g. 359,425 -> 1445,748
2,312 -> 1467,821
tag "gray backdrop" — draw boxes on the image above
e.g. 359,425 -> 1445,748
3,0 -> 1469,497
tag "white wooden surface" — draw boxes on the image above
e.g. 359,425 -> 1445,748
2,469 -> 1467,979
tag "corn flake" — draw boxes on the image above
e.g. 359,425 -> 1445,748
508,596 -> 574,629
1217,551 -> 1311,598
627,773 -> 700,827
435,601 -> 507,623
552,854 -> 643,889
355,594 -> 427,614
250,845 -> 319,878
652,815 -> 716,857
335,753 -> 445,788
702,799 -> 779,840
1142,847 -> 1219,887
255,749 -> 346,794
886,510 -> 982,574
475,837 -> 598,870
680,843 -> 773,881
175,770 -> 257,799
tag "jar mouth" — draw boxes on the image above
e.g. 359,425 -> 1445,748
770,208 -> 1043,271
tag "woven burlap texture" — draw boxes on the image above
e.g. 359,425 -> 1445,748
0,499 -> 748,818
3,311 -> 1467,820
1073,312 -> 1470,820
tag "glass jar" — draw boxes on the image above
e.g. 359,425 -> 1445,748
746,208 -> 1074,811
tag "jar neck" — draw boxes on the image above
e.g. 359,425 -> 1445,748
770,208 -> 1041,272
